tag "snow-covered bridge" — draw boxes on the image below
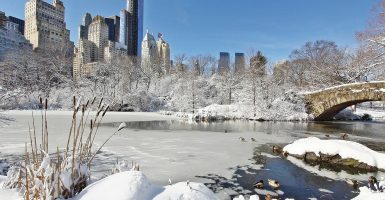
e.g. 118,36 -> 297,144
304,81 -> 385,121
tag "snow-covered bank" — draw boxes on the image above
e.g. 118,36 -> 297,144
193,101 -> 309,122
355,108 -> 385,121
352,186 -> 385,200
0,171 -> 219,200
283,137 -> 385,170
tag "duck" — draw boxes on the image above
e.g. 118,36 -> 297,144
268,179 -> 280,189
272,146 -> 283,154
265,194 -> 272,200
325,134 -> 330,138
239,137 -> 246,142
254,180 -> 264,189
341,133 -> 349,140
251,138 -> 256,142
345,178 -> 358,187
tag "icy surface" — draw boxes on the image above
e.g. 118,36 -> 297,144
153,181 -> 219,200
283,137 -> 385,169
0,111 -> 286,184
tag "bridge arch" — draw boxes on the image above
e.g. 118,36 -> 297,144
304,82 -> 385,121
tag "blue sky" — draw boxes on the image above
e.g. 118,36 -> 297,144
0,0 -> 379,62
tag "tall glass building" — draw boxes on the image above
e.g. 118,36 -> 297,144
119,0 -> 143,56
137,0 -> 144,57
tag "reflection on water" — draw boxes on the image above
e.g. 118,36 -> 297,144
106,120 -> 385,141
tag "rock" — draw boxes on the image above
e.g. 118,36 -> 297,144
286,152 -> 379,173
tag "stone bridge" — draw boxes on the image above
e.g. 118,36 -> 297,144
304,81 -> 385,121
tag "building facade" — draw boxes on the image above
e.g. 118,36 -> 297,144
120,0 -> 143,56
234,53 -> 245,74
78,13 -> 92,40
73,15 -> 127,78
105,15 -> 120,42
0,12 -> 6,27
8,16 -> 24,35
218,52 -> 230,73
24,0 -> 73,51
157,36 -> 171,74
0,11 -> 32,52
141,31 -> 171,75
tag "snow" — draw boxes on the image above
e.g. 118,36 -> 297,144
195,101 -> 309,121
302,81 -> 385,95
75,171 -> 219,200
355,108 -> 385,121
352,186 -> 385,200
153,181 -> 219,200
233,195 -> 261,200
283,137 -> 385,169
75,171 -> 162,200
0,188 -> 21,200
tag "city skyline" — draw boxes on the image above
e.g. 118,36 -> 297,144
1,0 -> 379,62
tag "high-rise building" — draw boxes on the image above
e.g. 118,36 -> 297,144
0,11 -> 32,52
141,31 -> 158,74
73,15 -> 127,78
0,11 -> 6,27
141,31 -> 171,75
157,35 -> 171,74
78,13 -> 92,40
120,0 -> 144,56
234,53 -> 245,73
8,16 -> 25,35
105,15 -> 120,42
24,0 -> 73,52
218,52 -> 230,73
88,16 -> 109,61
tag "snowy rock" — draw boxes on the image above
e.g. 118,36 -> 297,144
283,137 -> 385,170
75,171 -> 219,200
75,171 -> 162,200
153,182 -> 219,200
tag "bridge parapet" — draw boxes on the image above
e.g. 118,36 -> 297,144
304,81 -> 385,120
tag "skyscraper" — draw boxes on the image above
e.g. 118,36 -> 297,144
24,0 -> 73,51
235,53 -> 245,73
88,16 -> 109,61
120,0 -> 144,56
78,13 -> 92,40
0,11 -> 6,27
218,52 -> 230,73
141,31 -> 157,74
105,16 -> 120,42
73,15 -> 128,78
157,35 -> 171,74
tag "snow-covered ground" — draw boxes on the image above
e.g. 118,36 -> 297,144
0,171 -> 219,200
352,186 -> 385,200
74,171 -> 219,200
355,108 -> 385,121
194,102 -> 308,121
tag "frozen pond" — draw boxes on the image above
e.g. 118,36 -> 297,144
1,111 -> 385,199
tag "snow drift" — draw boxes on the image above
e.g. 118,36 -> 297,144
75,171 -> 219,200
